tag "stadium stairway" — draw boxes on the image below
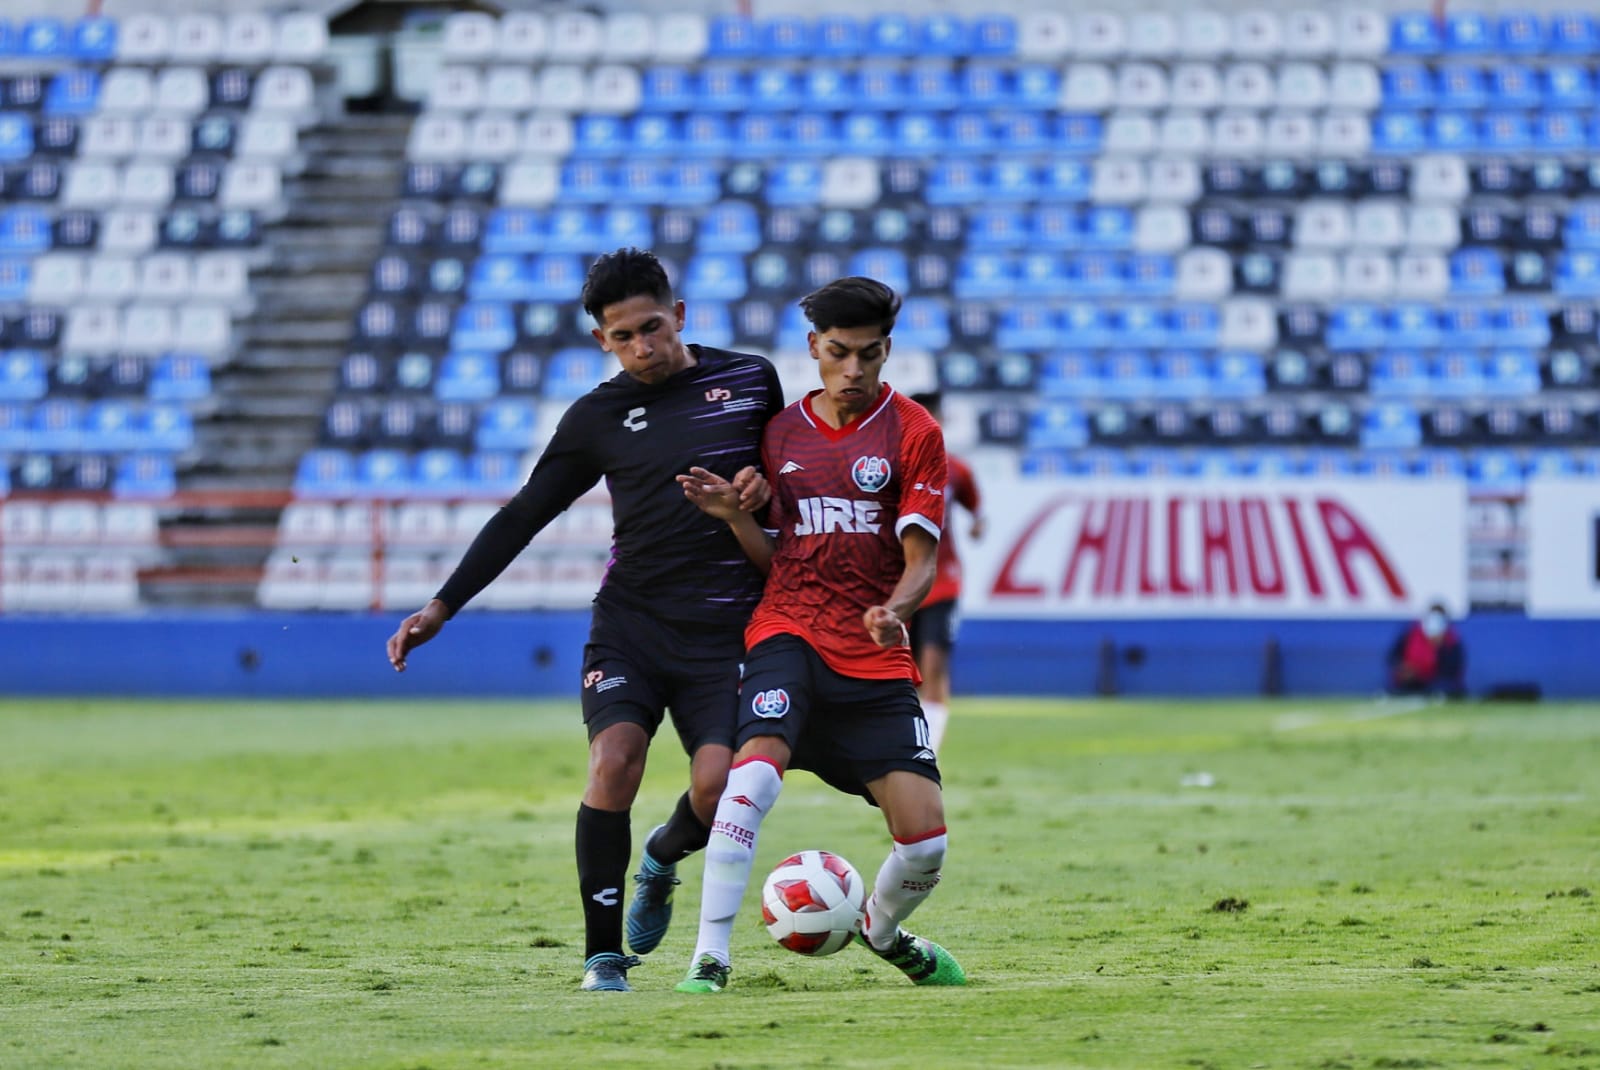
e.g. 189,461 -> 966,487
148,112 -> 410,607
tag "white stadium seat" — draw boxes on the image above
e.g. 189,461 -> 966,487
46,501 -> 101,546
428,66 -> 483,112
1264,113 -> 1317,157
175,306 -> 232,355
821,157 -> 881,209
407,115 -> 467,163
116,14 -> 171,63
1133,205 -> 1190,253
1222,64 -> 1275,110
1211,114 -> 1264,156
277,502 -> 338,549
2,501 -> 46,544
1116,64 -> 1169,110
466,114 -> 520,160
535,66 -> 588,112
1353,201 -> 1406,249
28,254 -> 84,304
548,11 -> 603,61
63,304 -> 117,354
482,67 -> 538,113
601,13 -> 653,61
1411,155 -> 1470,204
1283,11 -> 1335,55
236,118 -> 298,162
1329,64 -> 1382,111
99,69 -> 155,115
253,67 -> 317,127
223,13 -> 275,64
1281,253 -> 1340,301
1061,65 -> 1114,112
520,114 -> 575,158
171,14 -> 224,64
1175,248 -> 1233,301
80,117 -> 136,159
499,161 -> 559,206
1159,113 -> 1209,155
79,557 -> 139,611
192,253 -> 250,307
1074,13 -> 1126,59
154,68 -> 209,117
1017,11 -> 1071,60
218,162 -> 283,213
19,556 -> 83,612
1147,158 -> 1201,203
380,555 -> 442,610
1231,10 -> 1283,57
442,12 -> 496,62
321,555 -> 376,610
891,350 -> 938,396
1406,205 -> 1462,251
1296,201 -> 1354,250
139,117 -> 192,159
1103,114 -> 1155,155
498,12 -> 549,60
99,212 -> 157,256
139,254 -> 192,302
387,502 -> 452,549
1341,252 -> 1396,300
1177,11 -> 1230,59
1395,253 -> 1450,299
1219,299 -> 1277,350
587,65 -> 642,115
1126,13 -> 1178,59
120,162 -> 175,208
1091,158 -> 1145,204
120,305 -> 174,354
1276,63 -> 1329,109
1319,113 -> 1372,156
258,551 -> 323,609
654,13 -> 709,62
101,503 -> 159,551
83,257 -> 137,302
62,162 -> 119,209
274,13 -> 329,64
1169,65 -> 1222,110
1337,9 -> 1388,57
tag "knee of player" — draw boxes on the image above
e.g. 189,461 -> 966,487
894,831 -> 948,873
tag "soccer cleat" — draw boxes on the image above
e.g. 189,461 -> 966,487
859,930 -> 967,986
580,952 -> 640,992
626,830 -> 680,955
674,953 -> 731,994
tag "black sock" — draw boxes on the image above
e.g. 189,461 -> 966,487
645,791 -> 712,867
575,804 -> 630,961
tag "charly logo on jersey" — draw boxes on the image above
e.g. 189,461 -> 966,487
623,407 -> 647,432
851,456 -> 892,492
750,688 -> 790,718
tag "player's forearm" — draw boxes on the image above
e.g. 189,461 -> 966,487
726,510 -> 775,576
884,553 -> 937,623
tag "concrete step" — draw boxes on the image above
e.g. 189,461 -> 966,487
271,224 -> 382,251
281,197 -> 396,226
243,319 -> 351,346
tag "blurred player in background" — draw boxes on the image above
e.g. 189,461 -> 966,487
673,277 -> 966,993
385,248 -> 783,992
906,392 -> 983,755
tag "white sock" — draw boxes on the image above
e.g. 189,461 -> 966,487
922,700 -> 949,754
863,830 -> 947,951
690,757 -> 784,968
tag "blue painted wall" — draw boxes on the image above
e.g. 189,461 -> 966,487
0,612 -> 1594,698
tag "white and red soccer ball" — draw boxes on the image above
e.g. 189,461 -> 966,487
760,849 -> 866,956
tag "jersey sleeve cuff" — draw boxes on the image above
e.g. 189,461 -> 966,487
896,513 -> 941,542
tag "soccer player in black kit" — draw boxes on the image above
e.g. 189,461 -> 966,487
386,248 -> 783,992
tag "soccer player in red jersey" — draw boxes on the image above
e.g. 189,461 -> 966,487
907,392 -> 984,755
671,277 -> 966,993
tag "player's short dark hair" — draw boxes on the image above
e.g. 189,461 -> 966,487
582,247 -> 674,323
909,391 -> 942,416
800,276 -> 902,336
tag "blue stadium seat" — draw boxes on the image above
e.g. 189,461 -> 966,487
857,62 -> 910,110
1496,300 -> 1551,346
1041,159 -> 1092,201
684,302 -> 733,348
1467,448 -> 1523,490
0,114 -> 31,162
640,68 -> 696,112
451,303 -> 515,354
967,207 -> 1027,248
142,404 -> 195,453
436,353 -> 500,402
148,355 -> 212,402
1390,12 -> 1441,54
748,67 -> 801,111
1431,351 -> 1487,397
1484,348 -> 1540,396
765,161 -> 820,206
475,399 -> 536,452
953,253 -> 1014,299
762,17 -> 812,57
1488,64 -> 1540,108
1027,404 -> 1087,450
30,399 -> 82,453
483,209 -> 543,255
1153,351 -> 1209,400
683,253 -> 747,301
1497,11 -> 1546,53
1212,352 -> 1266,398
1058,303 -> 1114,348
804,67 -> 856,111
1544,64 -> 1593,108
352,449 -> 410,497
0,258 -> 26,301
1068,253 -> 1121,297
698,65 -> 750,111
410,449 -> 467,497
894,298 -> 948,350
0,350 -> 46,401
947,112 -> 995,155
1099,351 -> 1155,400
1361,401 -> 1422,449
1020,449 -> 1075,478
470,255 -> 531,301
815,15 -> 862,57
572,115 -> 626,157
1431,111 -> 1480,151
1055,116 -> 1102,157
708,15 -> 758,57
890,113 -> 946,156
1480,111 -> 1531,152
526,255 -> 585,301
1326,305 -> 1386,351
1371,350 -> 1433,396
848,248 -> 909,294
115,453 -> 176,498
1383,64 -> 1434,108
988,158 -> 1039,202
466,452 -> 524,497
20,18 -> 68,57
866,14 -> 919,56
1437,65 -> 1487,108
1549,12 -> 1598,54
541,207 -> 602,253
731,114 -> 789,159
1556,251 -> 1600,296
1451,249 -> 1506,296
1444,11 -> 1493,51
904,64 -> 961,110
995,305 -> 1059,351
544,347 -> 609,400
1372,112 -> 1427,155
791,113 -> 840,156
1536,112 -> 1586,152
71,17 -> 115,60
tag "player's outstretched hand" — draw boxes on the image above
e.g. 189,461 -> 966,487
731,466 -> 771,512
863,605 -> 910,649
387,598 -> 449,672
677,466 -> 741,519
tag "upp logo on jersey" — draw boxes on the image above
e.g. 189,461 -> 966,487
851,456 -> 892,492
623,407 -> 647,432
704,387 -> 731,402
750,688 -> 790,718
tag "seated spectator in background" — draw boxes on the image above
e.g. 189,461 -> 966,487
1387,603 -> 1465,698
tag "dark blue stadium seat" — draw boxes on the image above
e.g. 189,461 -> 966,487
544,347 -> 608,401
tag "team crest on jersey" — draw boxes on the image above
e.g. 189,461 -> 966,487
851,456 -> 892,492
750,688 -> 790,719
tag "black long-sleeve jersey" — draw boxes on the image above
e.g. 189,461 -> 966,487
435,345 -> 784,627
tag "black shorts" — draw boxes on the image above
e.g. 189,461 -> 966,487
737,633 -> 939,804
580,598 -> 743,756
910,598 -> 960,657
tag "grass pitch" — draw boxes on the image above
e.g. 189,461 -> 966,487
1,696 -> 1597,1069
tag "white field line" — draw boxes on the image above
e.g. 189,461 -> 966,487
1273,697 -> 1429,732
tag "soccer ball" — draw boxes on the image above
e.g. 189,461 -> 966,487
760,849 -> 866,956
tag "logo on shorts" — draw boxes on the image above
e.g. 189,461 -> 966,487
851,455 -> 892,492
750,688 -> 790,718
585,669 -> 627,693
